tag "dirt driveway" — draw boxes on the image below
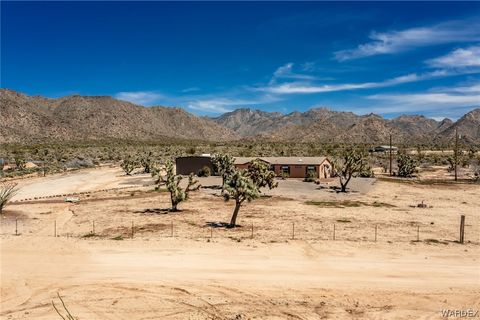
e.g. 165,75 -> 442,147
11,167 -> 153,201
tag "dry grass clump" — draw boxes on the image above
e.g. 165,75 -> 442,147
305,200 -> 395,208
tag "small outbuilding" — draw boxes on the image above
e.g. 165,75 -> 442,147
372,145 -> 398,153
175,155 -> 214,175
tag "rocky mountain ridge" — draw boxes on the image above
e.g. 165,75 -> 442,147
1,89 -> 479,144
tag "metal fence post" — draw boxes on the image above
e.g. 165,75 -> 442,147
459,215 -> 465,244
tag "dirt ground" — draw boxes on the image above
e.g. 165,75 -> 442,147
1,167 -> 479,319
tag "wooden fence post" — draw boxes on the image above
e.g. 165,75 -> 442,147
251,223 -> 254,239
210,226 -> 213,239
15,218 -> 18,236
292,222 -> 295,240
131,221 -> 134,239
417,225 -> 420,242
92,220 -> 95,234
374,225 -> 377,242
459,215 -> 465,244
171,222 -> 174,237
333,224 -> 336,241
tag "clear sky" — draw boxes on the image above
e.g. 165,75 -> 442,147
1,1 -> 479,119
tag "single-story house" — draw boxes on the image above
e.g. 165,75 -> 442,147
234,157 -> 333,179
175,155 -> 214,175
175,155 -> 333,179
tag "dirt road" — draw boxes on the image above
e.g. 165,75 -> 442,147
11,167 -> 153,201
1,236 -> 479,319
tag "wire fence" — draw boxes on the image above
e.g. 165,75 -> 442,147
0,215 -> 476,245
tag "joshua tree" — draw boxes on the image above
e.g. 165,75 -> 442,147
14,156 -> 26,171
41,149 -> 50,177
224,163 -> 277,228
212,154 -> 236,192
120,157 -> 136,175
164,160 -> 200,211
247,159 -> 278,190
334,148 -> 368,192
397,153 -> 417,178
0,182 -> 18,214
140,151 -> 154,174
223,170 -> 259,228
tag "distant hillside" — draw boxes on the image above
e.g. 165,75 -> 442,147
436,109 -> 480,144
1,89 -> 479,144
214,107 -> 480,144
0,89 -> 236,143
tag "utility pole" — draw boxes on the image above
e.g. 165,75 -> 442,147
454,127 -> 458,182
389,133 -> 393,176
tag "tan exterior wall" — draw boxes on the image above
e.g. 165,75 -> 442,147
235,159 -> 333,179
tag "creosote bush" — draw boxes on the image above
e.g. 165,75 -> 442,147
397,153 -> 417,178
198,166 -> 211,177
303,170 -> 316,182
121,157 -> 136,175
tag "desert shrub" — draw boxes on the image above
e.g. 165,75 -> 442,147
397,153 -> 417,178
120,157 -> 136,175
66,157 -> 94,169
0,182 -> 19,214
198,166 -> 211,177
187,146 -> 196,155
303,170 -> 316,182
470,157 -> 480,183
359,166 -> 375,178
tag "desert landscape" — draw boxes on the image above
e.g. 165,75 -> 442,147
1,164 -> 479,319
2,2 -> 480,319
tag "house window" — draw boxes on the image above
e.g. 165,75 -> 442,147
281,165 -> 290,175
306,166 -> 316,175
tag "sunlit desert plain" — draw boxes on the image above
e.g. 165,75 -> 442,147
1,165 -> 479,320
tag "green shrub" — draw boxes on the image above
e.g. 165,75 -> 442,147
198,166 -> 211,177
303,170 -> 316,182
397,153 -> 417,178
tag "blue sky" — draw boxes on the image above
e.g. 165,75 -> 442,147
1,2 -> 480,120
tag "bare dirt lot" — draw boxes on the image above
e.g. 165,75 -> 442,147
1,167 -> 479,319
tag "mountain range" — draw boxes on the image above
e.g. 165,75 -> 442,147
1,89 -> 479,145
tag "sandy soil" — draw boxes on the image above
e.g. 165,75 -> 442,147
1,167 -> 479,319
10,167 -> 154,201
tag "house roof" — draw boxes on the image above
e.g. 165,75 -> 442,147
234,157 -> 330,165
